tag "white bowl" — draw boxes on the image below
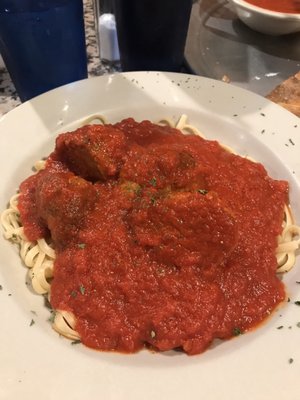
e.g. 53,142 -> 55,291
229,0 -> 300,35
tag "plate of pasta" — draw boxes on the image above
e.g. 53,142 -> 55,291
0,71 -> 299,400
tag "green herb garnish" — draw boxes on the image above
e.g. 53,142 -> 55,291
233,327 -> 243,336
30,319 -> 35,327
294,301 -> 300,306
150,196 -> 157,205
197,189 -> 208,195
124,182 -> 142,195
71,339 -> 81,345
48,311 -> 56,323
79,285 -> 85,295
149,177 -> 157,187
77,243 -> 86,249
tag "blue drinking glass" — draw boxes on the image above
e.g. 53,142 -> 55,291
0,0 -> 88,102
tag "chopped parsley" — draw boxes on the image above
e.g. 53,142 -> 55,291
71,339 -> 81,345
149,177 -> 157,187
48,311 -> 56,323
30,319 -> 35,327
135,186 -> 142,196
79,285 -> 85,295
294,301 -> 300,306
70,290 -> 77,298
77,243 -> 86,249
297,322 -> 300,328
150,196 -> 157,205
124,182 -> 142,195
276,325 -> 284,330
0,285 -> 2,291
197,189 -> 208,195
289,138 -> 295,146
289,358 -> 294,364
233,327 -> 243,336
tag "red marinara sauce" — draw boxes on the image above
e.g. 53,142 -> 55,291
244,0 -> 300,13
18,119 -> 288,355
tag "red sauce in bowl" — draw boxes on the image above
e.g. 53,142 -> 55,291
18,119 -> 288,355
244,0 -> 300,13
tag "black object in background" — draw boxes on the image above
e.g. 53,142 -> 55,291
113,0 -> 193,72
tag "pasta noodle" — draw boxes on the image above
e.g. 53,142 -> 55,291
1,114 -> 299,344
276,205 -> 300,273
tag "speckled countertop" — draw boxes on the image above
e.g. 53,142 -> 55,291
0,0 -> 119,116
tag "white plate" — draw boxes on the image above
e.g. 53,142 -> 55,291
0,72 -> 300,400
